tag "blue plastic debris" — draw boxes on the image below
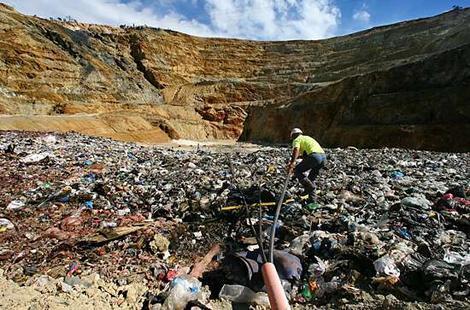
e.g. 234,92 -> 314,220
390,171 -> 405,180
57,196 -> 70,203
396,227 -> 412,240
83,173 -> 96,183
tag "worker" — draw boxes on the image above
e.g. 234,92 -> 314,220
286,128 -> 326,201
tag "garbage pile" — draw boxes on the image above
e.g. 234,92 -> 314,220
0,131 -> 469,309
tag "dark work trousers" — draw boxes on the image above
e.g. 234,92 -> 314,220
294,153 -> 326,182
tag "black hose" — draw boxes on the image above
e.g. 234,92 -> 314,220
268,175 -> 290,263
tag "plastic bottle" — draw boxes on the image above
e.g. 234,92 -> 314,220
219,284 -> 270,306
300,283 -> 313,300
162,275 -> 202,310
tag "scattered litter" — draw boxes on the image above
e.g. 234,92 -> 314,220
0,218 -> 15,231
150,233 -> 170,253
219,284 -> 269,305
20,152 -> 51,163
6,200 -> 25,210
374,255 -> 401,277
162,275 -> 201,310
0,131 -> 469,309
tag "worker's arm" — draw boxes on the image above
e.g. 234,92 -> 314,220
286,147 -> 299,174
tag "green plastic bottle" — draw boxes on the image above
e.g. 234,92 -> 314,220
301,284 -> 313,300
306,203 -> 320,211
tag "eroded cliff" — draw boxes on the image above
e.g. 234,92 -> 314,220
0,3 -> 469,149
241,44 -> 470,151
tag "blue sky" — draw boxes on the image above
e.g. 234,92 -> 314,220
4,0 -> 470,40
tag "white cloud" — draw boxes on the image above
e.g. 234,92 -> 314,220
353,9 -> 370,23
3,0 -> 341,40
205,0 -> 341,40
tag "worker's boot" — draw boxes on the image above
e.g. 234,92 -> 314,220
307,191 -> 317,204
300,178 -> 314,194
300,178 -> 316,203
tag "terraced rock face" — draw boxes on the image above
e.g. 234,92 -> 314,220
0,3 -> 469,150
241,44 -> 470,151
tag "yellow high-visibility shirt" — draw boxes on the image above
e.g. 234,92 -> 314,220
292,135 -> 324,155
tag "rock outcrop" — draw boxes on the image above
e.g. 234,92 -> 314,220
241,43 -> 470,151
0,3 -> 469,150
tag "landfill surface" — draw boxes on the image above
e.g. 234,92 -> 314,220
0,131 -> 469,309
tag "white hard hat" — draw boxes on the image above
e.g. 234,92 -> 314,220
290,128 -> 303,137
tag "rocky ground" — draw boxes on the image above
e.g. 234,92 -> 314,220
0,131 -> 469,309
